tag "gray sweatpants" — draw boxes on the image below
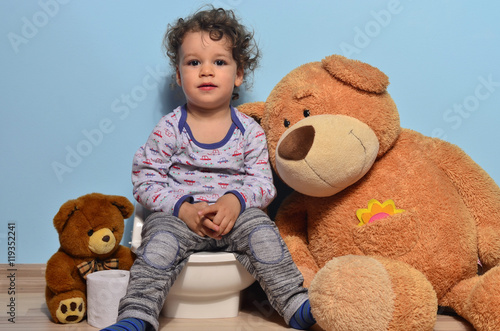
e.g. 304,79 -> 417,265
117,208 -> 308,331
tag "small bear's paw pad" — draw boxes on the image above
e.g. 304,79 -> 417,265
56,297 -> 85,323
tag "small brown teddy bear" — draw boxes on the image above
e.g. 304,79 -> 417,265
45,193 -> 135,324
240,55 -> 500,330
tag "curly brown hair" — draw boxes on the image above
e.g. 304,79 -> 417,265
163,6 -> 260,99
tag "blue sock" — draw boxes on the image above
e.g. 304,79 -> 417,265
100,317 -> 147,331
289,299 -> 316,330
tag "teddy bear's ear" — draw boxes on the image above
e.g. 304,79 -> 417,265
237,102 -> 266,124
53,199 -> 78,233
322,54 -> 389,94
106,195 -> 135,219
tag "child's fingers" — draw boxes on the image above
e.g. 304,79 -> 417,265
221,224 -> 232,236
201,227 -> 222,240
201,217 -> 219,233
198,204 -> 218,217
213,215 -> 236,237
199,208 -> 220,226
220,219 -> 235,236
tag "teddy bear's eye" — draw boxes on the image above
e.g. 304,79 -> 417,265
284,119 -> 291,128
303,109 -> 310,117
87,229 -> 94,236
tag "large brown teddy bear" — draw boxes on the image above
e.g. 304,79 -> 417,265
45,193 -> 135,324
239,55 -> 500,330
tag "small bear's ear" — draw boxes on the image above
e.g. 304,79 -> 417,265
107,195 -> 134,218
238,102 -> 266,124
322,54 -> 389,94
53,199 -> 78,233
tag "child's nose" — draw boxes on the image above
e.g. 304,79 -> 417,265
200,64 -> 214,76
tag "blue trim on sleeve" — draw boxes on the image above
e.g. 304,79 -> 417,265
225,190 -> 246,215
173,195 -> 194,217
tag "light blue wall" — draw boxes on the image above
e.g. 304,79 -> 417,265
1,0 -> 499,263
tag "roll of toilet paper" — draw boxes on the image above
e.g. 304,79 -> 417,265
86,270 -> 130,328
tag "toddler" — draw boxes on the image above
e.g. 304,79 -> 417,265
102,6 -> 315,331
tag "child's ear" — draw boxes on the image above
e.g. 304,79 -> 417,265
235,68 -> 244,87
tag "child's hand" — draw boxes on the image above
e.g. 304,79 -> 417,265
178,201 -> 220,239
198,194 -> 241,239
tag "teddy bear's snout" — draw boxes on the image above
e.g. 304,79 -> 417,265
275,114 -> 380,197
88,228 -> 116,255
278,125 -> 315,161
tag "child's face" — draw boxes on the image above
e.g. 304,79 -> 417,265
176,31 -> 244,113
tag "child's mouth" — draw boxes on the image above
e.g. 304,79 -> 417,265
199,83 -> 217,90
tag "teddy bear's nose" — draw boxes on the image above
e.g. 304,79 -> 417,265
102,235 -> 110,242
278,125 -> 315,161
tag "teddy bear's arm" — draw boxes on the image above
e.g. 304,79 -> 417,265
113,245 -> 135,270
426,136 -> 500,269
275,192 -> 320,286
45,251 -> 83,294
236,102 -> 266,124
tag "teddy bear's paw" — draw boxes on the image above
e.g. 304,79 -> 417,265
460,265 -> 500,331
309,255 -> 437,331
55,297 -> 85,324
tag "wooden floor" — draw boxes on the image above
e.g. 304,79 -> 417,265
0,264 -> 475,330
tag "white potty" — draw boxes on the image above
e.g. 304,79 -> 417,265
130,204 -> 255,318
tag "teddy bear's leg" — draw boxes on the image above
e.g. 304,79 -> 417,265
309,255 -> 437,331
441,265 -> 500,331
46,289 -> 86,324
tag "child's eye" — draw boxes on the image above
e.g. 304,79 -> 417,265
188,60 -> 200,66
215,60 -> 226,66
